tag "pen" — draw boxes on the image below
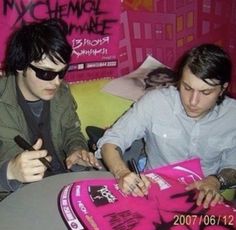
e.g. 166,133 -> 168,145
14,135 -> 52,170
130,158 -> 148,199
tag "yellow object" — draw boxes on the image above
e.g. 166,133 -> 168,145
221,189 -> 235,201
69,79 -> 132,138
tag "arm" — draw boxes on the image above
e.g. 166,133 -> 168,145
101,143 -> 130,179
0,161 -> 22,192
97,92 -> 157,196
62,93 -> 88,154
0,100 -> 49,191
60,86 -> 101,169
186,168 -> 236,208
101,143 -> 150,197
0,139 -> 50,192
7,139 -> 50,183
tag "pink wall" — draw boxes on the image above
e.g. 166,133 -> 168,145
0,0 -> 235,96
119,0 -> 236,97
0,0 -> 121,82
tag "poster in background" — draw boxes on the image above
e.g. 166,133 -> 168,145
0,0 -> 121,82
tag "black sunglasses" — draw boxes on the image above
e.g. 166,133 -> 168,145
29,64 -> 68,81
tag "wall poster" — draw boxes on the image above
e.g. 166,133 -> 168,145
0,0 -> 121,82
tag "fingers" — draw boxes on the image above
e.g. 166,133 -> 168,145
32,138 -> 43,150
140,174 -> 150,194
23,173 -> 45,182
17,148 -> 48,170
128,181 -> 143,197
120,172 -> 150,198
186,178 -> 223,209
66,150 -> 102,169
7,152 -> 47,183
20,164 -> 46,182
210,192 -> 223,206
45,155 -> 52,163
82,150 -> 101,169
21,149 -> 48,166
185,181 -> 198,191
197,189 -> 223,208
24,138 -> 49,169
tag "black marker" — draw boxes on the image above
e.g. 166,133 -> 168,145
130,158 -> 148,199
14,135 -> 52,170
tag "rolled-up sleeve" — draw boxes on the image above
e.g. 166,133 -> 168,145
0,160 -> 23,192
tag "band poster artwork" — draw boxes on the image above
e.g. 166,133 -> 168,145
0,0 -> 121,82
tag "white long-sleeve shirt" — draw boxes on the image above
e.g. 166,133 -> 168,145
97,86 -> 236,176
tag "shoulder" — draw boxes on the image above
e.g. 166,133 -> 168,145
0,76 -> 17,106
58,81 -> 70,93
0,76 -> 8,85
216,96 -> 236,120
55,81 -> 72,100
0,76 -> 10,96
222,96 -> 236,111
131,86 -> 178,118
52,81 -> 77,109
139,86 -> 178,105
221,96 -> 236,109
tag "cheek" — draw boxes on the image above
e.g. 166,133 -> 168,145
180,90 -> 189,104
26,77 -> 45,93
201,96 -> 218,109
28,74 -> 43,85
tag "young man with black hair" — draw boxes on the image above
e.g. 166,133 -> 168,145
97,44 -> 236,208
0,19 -> 101,195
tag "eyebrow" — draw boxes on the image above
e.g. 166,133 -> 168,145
33,65 -> 67,72
182,81 -> 215,92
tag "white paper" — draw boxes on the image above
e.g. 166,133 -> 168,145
102,56 -> 166,101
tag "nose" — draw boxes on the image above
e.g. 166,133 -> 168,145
189,90 -> 200,106
51,75 -> 61,86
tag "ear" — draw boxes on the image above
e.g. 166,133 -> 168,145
220,82 -> 229,95
222,82 -> 229,90
16,69 -> 24,76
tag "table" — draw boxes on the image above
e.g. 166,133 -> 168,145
0,171 -> 112,230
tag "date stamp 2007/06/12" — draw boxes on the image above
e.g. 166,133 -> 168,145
173,214 -> 234,226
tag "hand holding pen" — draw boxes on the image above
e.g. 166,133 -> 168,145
14,135 -> 52,170
7,136 -> 52,183
126,158 -> 150,199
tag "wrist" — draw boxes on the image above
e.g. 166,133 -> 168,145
68,147 -> 84,155
209,174 -> 227,190
6,160 -> 15,180
113,168 -> 131,180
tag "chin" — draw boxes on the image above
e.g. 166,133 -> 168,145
187,113 -> 200,118
41,95 -> 55,101
185,109 -> 201,118
186,111 -> 206,119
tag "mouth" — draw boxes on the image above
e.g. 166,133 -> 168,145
185,106 -> 200,115
45,88 -> 57,94
188,108 -> 198,113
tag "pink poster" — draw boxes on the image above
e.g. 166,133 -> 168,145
0,0 -> 121,82
58,158 -> 236,230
